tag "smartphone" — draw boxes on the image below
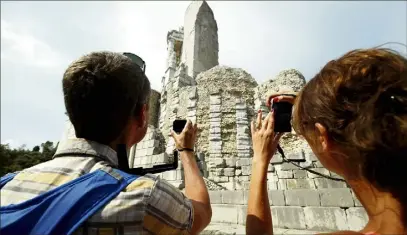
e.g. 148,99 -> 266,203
173,120 -> 187,134
272,94 -> 295,133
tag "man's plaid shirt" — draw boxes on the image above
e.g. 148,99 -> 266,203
0,138 -> 194,235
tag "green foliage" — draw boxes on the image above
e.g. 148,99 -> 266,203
0,141 -> 58,177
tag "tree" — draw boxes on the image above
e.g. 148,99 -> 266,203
0,141 -> 59,177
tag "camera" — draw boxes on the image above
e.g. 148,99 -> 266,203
271,94 -> 296,133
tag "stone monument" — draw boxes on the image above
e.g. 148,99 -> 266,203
63,1 -> 369,232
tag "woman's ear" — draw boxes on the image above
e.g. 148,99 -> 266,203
141,104 -> 149,127
315,123 -> 329,152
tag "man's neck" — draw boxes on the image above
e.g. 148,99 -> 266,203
347,178 -> 405,234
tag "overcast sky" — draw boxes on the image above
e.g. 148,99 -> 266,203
1,1 -> 406,149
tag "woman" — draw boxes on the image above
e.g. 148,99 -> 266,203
246,48 -> 407,235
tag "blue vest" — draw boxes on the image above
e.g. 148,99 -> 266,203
0,168 -> 139,235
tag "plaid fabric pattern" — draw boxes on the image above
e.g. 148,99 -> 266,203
0,138 -> 194,235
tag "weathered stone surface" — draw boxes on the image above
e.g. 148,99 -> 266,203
267,181 -> 278,190
236,158 -> 252,167
241,166 -> 251,176
276,170 -> 293,179
314,178 -> 347,189
346,207 -> 368,231
304,207 -> 348,231
221,190 -> 245,205
307,168 -> 331,179
285,189 -> 320,206
286,152 -> 305,161
280,162 -> 298,171
286,179 -> 316,189
211,205 -> 239,224
225,158 -> 237,168
268,190 -> 286,206
223,168 -> 235,177
209,191 -> 222,204
293,170 -> 307,179
320,189 -> 354,207
270,154 -> 283,164
271,206 -> 306,229
352,191 -> 363,207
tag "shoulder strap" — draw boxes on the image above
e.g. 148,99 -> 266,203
0,172 -> 17,188
0,168 -> 139,235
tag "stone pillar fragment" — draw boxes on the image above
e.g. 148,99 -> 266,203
209,90 -> 222,158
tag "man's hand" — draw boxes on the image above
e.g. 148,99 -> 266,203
251,110 -> 283,165
170,120 -> 198,150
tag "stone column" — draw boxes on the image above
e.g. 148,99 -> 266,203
236,98 -> 252,158
187,87 -> 197,124
209,89 -> 222,158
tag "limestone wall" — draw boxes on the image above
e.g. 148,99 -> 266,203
208,189 -> 367,231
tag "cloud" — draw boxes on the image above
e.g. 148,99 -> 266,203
1,19 -> 66,69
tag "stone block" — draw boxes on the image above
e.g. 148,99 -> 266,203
268,164 -> 275,172
307,168 -> 331,179
267,181 -> 278,190
280,162 -> 298,171
221,190 -> 245,204
241,166 -> 251,176
219,181 -> 235,190
209,191 -> 222,204
314,178 -> 348,189
293,170 -> 307,179
285,189 -> 320,206
268,190 -> 286,206
271,206 -> 306,230
304,207 -> 348,231
299,159 -> 313,168
225,158 -> 237,168
286,179 -> 316,189
135,148 -> 147,157
212,176 -> 229,183
237,152 -> 252,158
320,188 -> 354,207
313,161 -> 324,168
235,181 -> 251,190
305,151 -> 318,162
286,152 -> 305,161
224,168 -> 235,177
278,180 -> 287,190
237,205 -> 248,225
145,147 -> 160,156
213,168 -> 224,176
210,158 -> 225,168
210,96 -> 221,105
235,169 -> 242,176
346,207 -> 368,231
210,104 -> 221,113
211,205 -> 238,224
162,170 -> 177,181
276,170 -> 293,179
238,176 -> 250,182
352,191 -> 363,207
267,172 -> 278,182
270,154 -> 283,164
210,127 -> 221,135
188,87 -> 197,99
209,112 -> 221,118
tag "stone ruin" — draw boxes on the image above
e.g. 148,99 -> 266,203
63,1 -> 369,232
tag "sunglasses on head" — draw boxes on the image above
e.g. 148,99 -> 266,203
122,52 -> 146,73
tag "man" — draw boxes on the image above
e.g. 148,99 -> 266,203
0,52 -> 212,235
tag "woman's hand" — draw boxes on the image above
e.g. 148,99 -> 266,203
251,110 -> 283,165
266,92 -> 297,107
170,120 -> 198,150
